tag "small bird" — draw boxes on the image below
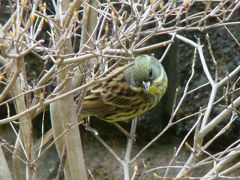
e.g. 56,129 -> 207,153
37,55 -> 168,147
79,55 -> 168,122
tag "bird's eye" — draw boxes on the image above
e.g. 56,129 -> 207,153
149,68 -> 153,77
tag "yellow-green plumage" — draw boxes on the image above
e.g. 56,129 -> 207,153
80,55 -> 168,122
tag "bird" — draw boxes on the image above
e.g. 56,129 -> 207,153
78,55 -> 168,122
36,55 -> 168,147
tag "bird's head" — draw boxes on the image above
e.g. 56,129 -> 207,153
124,55 -> 168,94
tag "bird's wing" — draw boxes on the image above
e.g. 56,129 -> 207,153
81,72 -> 138,114
101,73 -> 142,108
80,90 -> 116,116
80,63 -> 146,119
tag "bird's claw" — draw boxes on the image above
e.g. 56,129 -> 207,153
83,123 -> 99,135
128,134 -> 137,142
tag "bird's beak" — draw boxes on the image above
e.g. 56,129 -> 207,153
142,81 -> 151,91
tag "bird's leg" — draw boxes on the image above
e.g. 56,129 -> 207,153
82,117 -> 99,135
113,123 -> 137,141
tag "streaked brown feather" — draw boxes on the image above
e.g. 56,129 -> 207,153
80,71 -> 150,121
79,55 -> 168,122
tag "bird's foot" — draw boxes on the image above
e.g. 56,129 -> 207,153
82,121 -> 99,136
